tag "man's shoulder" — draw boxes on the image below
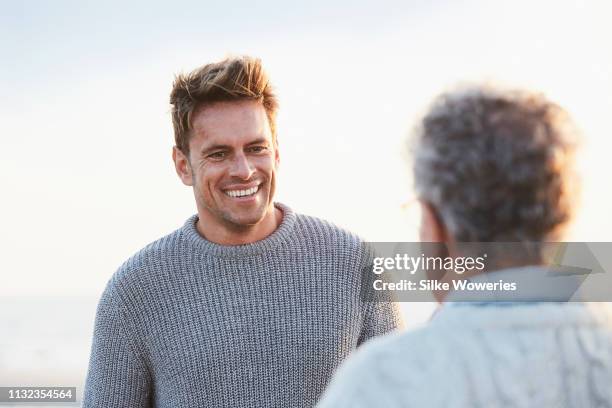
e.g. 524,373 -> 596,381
293,211 -> 364,247
353,323 -> 445,368
318,327 -> 438,406
109,225 -> 187,292
319,324 -> 454,407
287,211 -> 377,268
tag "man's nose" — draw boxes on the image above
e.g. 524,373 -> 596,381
230,152 -> 255,180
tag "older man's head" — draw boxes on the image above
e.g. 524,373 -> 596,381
412,86 -> 579,259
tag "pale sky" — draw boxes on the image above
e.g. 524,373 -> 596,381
1,0 -> 611,297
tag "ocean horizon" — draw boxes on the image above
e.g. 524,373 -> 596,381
0,296 -> 97,407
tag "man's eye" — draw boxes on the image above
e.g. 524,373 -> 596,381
208,151 -> 226,159
249,146 -> 267,153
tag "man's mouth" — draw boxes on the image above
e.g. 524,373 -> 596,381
223,184 -> 261,198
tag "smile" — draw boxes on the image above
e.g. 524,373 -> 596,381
224,184 -> 260,198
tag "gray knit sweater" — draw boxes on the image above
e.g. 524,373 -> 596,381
83,203 -> 402,407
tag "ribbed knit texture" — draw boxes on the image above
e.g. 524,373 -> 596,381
83,203 -> 402,407
317,296 -> 612,408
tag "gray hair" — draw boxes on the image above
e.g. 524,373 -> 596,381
411,85 -> 579,243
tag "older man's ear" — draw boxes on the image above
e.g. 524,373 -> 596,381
418,200 -> 448,243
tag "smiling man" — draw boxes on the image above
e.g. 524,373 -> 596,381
83,56 -> 402,408
174,96 -> 282,245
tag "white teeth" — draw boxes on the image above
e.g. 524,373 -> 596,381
225,185 -> 259,198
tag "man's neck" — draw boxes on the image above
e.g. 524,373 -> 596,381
196,206 -> 283,246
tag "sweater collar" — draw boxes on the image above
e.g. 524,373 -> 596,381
180,202 -> 297,259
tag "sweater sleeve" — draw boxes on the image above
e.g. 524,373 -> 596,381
83,282 -> 152,407
357,245 -> 404,345
357,297 -> 404,345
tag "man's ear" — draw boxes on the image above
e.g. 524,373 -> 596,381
172,146 -> 193,186
419,200 -> 448,242
419,200 -> 451,303
273,138 -> 280,168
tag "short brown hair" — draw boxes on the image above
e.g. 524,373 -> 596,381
170,56 -> 278,154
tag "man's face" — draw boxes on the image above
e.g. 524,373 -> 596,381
178,100 -> 279,232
